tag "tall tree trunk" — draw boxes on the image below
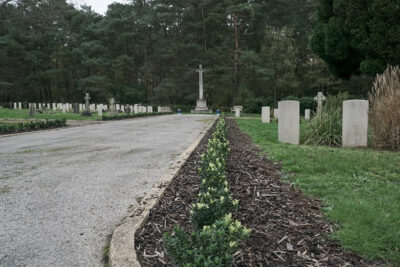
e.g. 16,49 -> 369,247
233,13 -> 240,106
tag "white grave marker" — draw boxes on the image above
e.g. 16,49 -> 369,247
235,106 -> 241,118
278,101 -> 300,145
98,104 -> 103,117
342,100 -> 369,147
274,109 -> 279,119
305,109 -> 311,120
262,107 -> 270,123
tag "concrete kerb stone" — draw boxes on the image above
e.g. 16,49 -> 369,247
109,116 -> 218,267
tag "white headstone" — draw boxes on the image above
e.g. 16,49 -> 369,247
147,106 -> 153,113
53,103 -> 57,111
18,102 -> 22,109
62,104 -> 66,113
274,109 -> 279,119
38,103 -> 42,109
305,109 -> 311,120
342,100 -> 369,147
47,103 -> 50,109
116,104 -> 120,111
98,104 -> 103,117
14,102 -> 17,109
134,104 -> 139,114
278,101 -> 300,145
235,107 -> 241,118
262,107 -> 270,123
158,106 -> 161,113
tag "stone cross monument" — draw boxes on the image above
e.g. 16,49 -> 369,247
314,92 -> 326,112
192,64 -> 211,113
84,93 -> 91,113
82,93 -> 92,116
109,98 -> 116,115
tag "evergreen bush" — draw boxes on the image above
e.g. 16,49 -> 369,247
164,214 -> 251,267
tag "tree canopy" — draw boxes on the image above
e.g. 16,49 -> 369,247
311,0 -> 400,79
0,0 -> 374,107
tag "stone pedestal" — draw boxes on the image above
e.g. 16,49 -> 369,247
342,100 -> 369,147
262,107 -> 270,123
192,99 -> 212,113
278,101 -> 300,145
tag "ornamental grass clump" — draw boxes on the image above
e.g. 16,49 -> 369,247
369,65 -> 400,150
164,115 -> 251,266
303,92 -> 348,147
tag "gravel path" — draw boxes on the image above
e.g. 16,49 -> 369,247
0,114 -> 213,267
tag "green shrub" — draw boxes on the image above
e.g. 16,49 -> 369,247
164,214 -> 251,267
102,112 -> 173,121
190,186 -> 238,228
243,96 -> 275,114
303,92 -> 348,146
282,96 -> 317,115
0,118 -> 67,135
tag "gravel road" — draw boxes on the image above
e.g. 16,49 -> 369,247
0,114 -> 213,267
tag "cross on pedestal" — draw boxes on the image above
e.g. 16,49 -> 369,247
109,98 -> 115,115
84,93 -> 91,113
314,92 -> 326,112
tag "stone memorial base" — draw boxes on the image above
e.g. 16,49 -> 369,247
191,99 -> 212,113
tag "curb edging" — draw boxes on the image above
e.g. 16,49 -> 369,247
109,116 -> 217,267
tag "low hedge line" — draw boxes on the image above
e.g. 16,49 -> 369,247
101,112 -> 174,121
164,114 -> 251,266
0,118 -> 67,135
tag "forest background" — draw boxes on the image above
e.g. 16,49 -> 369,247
0,0 -> 395,111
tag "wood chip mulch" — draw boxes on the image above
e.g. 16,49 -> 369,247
135,119 -> 376,266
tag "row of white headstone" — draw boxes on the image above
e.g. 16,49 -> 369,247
256,100 -> 368,147
13,102 -> 172,116
234,100 -> 368,148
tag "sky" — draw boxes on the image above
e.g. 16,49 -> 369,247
69,0 -> 130,15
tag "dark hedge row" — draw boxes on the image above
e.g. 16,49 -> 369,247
101,112 -> 174,121
0,118 -> 67,135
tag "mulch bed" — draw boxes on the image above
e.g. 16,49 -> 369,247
135,119 -> 376,266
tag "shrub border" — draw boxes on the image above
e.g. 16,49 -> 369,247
109,116 -> 217,267
102,112 -> 174,121
0,118 -> 67,136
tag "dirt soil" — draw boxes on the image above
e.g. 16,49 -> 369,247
135,119 -> 376,266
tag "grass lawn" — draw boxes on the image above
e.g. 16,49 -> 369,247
236,118 -> 400,265
0,108 -> 101,121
